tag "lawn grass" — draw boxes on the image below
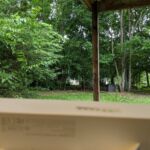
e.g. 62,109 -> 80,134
32,90 -> 150,104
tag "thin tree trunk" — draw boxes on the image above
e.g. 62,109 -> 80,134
120,10 -> 126,92
146,71 -> 150,87
128,9 -> 132,92
111,32 -> 121,91
128,10 -> 145,91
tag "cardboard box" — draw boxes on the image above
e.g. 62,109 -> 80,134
0,99 -> 150,150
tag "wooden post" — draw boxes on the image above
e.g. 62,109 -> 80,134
92,1 -> 100,102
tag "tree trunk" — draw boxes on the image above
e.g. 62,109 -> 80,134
146,71 -> 150,87
128,10 -> 145,91
128,9 -> 132,92
120,10 -> 126,92
110,31 -> 121,91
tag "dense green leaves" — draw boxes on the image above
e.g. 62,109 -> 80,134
0,0 -> 149,97
0,3 -> 63,95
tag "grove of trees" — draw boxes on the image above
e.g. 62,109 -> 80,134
0,0 -> 150,97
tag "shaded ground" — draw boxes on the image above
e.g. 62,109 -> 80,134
31,90 -> 150,104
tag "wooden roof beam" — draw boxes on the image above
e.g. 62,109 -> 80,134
83,0 -> 150,11
98,0 -> 150,11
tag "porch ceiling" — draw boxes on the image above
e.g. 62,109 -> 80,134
84,0 -> 150,11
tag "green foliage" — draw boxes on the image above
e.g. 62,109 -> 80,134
0,3 -> 63,96
0,0 -> 150,97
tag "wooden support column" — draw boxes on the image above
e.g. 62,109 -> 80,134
92,1 -> 100,102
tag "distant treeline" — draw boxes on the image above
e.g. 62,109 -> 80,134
0,0 -> 149,97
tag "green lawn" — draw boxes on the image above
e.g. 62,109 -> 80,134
31,90 -> 150,104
